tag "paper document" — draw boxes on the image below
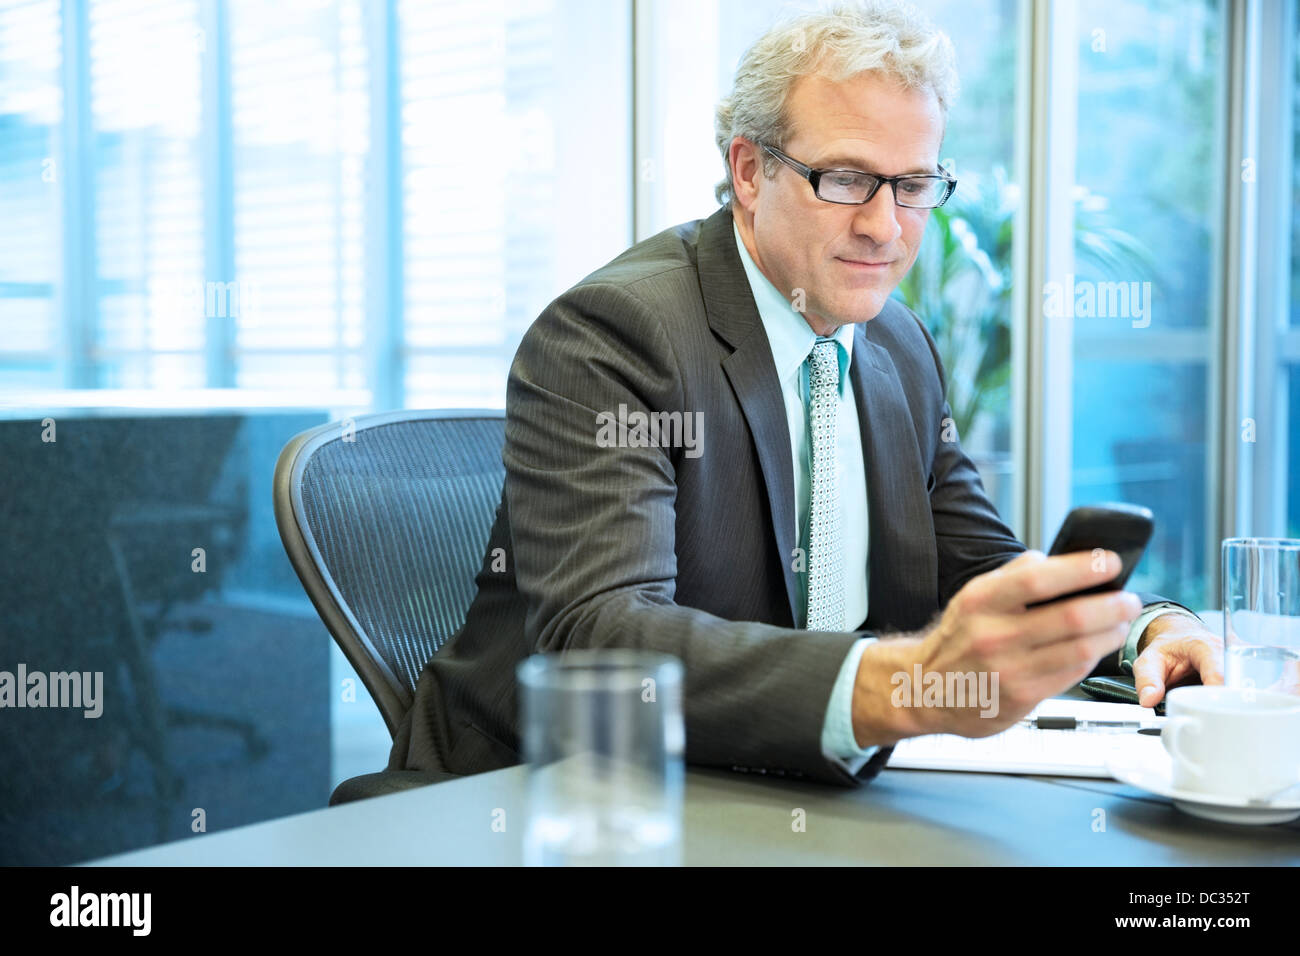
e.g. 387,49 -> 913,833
887,697 -> 1165,778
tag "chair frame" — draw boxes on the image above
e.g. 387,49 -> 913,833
273,408 -> 505,738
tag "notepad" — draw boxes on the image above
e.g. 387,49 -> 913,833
887,698 -> 1165,778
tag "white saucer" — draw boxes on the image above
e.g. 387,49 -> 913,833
1105,743 -> 1300,825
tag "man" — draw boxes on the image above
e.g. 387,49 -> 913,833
388,0 -> 1222,786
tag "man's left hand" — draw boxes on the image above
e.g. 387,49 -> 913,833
1131,611 -> 1224,708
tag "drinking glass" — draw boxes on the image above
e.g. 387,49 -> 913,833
1222,538 -> 1300,697
517,650 -> 684,866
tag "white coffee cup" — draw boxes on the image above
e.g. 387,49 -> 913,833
1161,685 -> 1300,801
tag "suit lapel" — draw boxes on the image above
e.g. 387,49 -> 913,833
852,320 -> 938,632
697,208 -> 799,623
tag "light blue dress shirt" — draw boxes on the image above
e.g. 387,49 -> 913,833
730,222 -> 1184,776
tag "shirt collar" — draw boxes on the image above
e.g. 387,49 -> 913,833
732,221 -> 855,399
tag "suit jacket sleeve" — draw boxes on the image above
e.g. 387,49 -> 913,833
504,279 -> 887,786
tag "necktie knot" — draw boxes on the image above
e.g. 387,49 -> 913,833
808,338 -> 840,389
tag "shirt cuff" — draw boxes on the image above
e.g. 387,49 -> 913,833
1122,603 -> 1205,672
821,636 -> 880,774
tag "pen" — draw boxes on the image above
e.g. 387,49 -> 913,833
1018,716 -> 1161,732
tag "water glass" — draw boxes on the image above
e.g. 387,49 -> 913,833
1222,538 -> 1300,697
517,650 -> 684,866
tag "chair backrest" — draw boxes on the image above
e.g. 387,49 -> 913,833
273,409 -> 506,737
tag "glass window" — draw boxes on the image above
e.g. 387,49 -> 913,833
229,0 -> 369,389
399,0 -> 631,409
1287,0 -> 1298,334
0,0 -> 61,387
1060,0 -> 1222,609
1283,2 -> 1299,535
91,0 -> 205,387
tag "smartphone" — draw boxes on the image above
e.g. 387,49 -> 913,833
1025,503 -> 1154,608
1079,675 -> 1167,716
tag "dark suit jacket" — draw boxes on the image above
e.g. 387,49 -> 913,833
388,204 -> 1182,786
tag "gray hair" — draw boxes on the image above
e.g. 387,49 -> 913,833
713,0 -> 959,205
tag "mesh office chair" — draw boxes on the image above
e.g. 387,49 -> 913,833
273,409 -> 506,804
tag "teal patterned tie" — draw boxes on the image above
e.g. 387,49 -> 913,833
805,338 -> 845,631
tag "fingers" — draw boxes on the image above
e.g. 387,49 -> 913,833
1020,621 -> 1131,681
998,548 -> 1047,568
1189,637 -> 1225,687
980,549 -> 1125,612
1131,648 -> 1167,708
981,624 -> 1131,719
1133,644 -> 1199,707
1134,636 -> 1226,708
1014,589 -> 1143,651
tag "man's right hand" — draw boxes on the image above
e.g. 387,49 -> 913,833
850,549 -> 1144,747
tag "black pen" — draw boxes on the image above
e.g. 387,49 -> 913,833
1018,716 -> 1162,734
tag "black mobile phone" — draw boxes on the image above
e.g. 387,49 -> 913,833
1026,503 -> 1154,607
1079,675 -> 1168,716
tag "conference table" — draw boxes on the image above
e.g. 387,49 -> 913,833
86,752 -> 1299,866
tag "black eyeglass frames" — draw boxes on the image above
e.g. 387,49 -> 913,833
760,143 -> 957,208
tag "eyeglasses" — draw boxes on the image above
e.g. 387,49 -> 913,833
760,143 -> 956,209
